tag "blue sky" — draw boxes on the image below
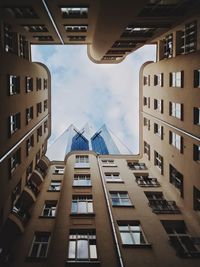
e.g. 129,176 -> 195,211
32,44 -> 156,153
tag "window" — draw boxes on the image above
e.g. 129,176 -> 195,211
169,71 -> 183,87
193,187 -> 200,211
154,151 -> 163,174
53,166 -> 64,174
169,164 -> 184,198
44,120 -> 48,133
43,79 -> 48,89
26,106 -> 33,124
178,21 -> 197,55
193,144 -> 200,162
104,173 -> 123,182
8,75 -> 20,95
26,77 -> 33,92
101,159 -> 117,167
37,102 -> 42,116
164,34 -> 173,58
143,75 -> 150,86
169,131 -> 183,152
154,123 -> 163,139
128,162 -> 146,170
145,192 -> 180,214
154,73 -> 163,86
26,162 -> 33,181
19,35 -> 28,59
112,40 -> 137,48
37,126 -> 42,142
9,113 -> 20,135
143,97 -> 150,108
75,155 -> 89,168
10,149 -> 21,174
41,201 -> 57,217
4,23 -> 15,53
35,150 -> 40,165
68,36 -> 86,42
36,78 -> 42,90
73,175 -> 91,186
169,102 -> 183,120
28,232 -> 50,259
118,222 -> 148,245
68,230 -> 97,261
144,141 -> 150,160
122,26 -> 155,38
65,25 -> 88,32
61,7 -> 89,19
154,99 -> 163,113
71,196 -> 93,214
26,135 -> 34,155
110,192 -> 132,207
33,35 -> 53,42
23,24 -> 48,32
194,70 -> 200,88
161,220 -> 200,258
193,107 -> 200,125
44,100 -> 48,111
5,6 -> 38,18
48,180 -> 61,192
135,175 -> 160,187
144,117 -> 150,130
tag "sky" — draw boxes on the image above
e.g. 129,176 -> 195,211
31,44 -> 156,154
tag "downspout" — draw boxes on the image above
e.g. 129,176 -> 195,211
97,155 -> 124,267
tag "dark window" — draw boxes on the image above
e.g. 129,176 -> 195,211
5,6 -> 38,18
154,123 -> 163,139
26,162 -> 33,181
43,79 -> 48,89
33,36 -> 54,42
122,26 -> 155,38
35,150 -> 40,164
161,220 -> 200,258
144,141 -> 150,160
193,144 -> 200,162
154,99 -> 163,113
19,35 -> 29,59
44,120 -> 48,133
26,135 -> 34,156
41,201 -> 57,217
194,70 -> 200,88
26,106 -> 33,124
28,232 -> 50,258
154,73 -> 163,86
26,77 -> 33,92
193,187 -> 200,211
36,78 -> 42,90
64,25 -> 87,32
128,162 -> 147,170
23,24 -> 48,32
4,23 -> 17,53
9,112 -> 20,135
60,7 -> 89,19
135,175 -> 160,187
37,126 -> 42,142
169,165 -> 184,198
164,34 -> 173,58
10,148 -> 21,174
37,102 -> 42,116
68,36 -> 86,41
8,75 -> 20,95
154,151 -> 163,174
193,107 -> 200,125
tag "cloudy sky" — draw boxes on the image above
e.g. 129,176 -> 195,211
32,44 -> 156,153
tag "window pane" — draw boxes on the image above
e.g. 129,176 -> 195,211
68,241 -> 76,259
31,243 -> 39,257
121,232 -> 133,244
77,240 -> 88,259
79,202 -> 87,213
88,202 -> 93,213
90,244 -> 97,259
39,244 -> 48,257
72,202 -> 77,213
132,232 -> 145,245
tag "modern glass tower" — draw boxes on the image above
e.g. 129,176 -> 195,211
47,124 -> 131,160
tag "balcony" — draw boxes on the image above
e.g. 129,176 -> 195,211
8,208 -> 30,233
29,169 -> 43,186
37,157 -> 49,173
136,176 -> 160,187
149,200 -> 181,214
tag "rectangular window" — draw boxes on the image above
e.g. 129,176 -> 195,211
193,144 -> 200,162
37,102 -> 42,116
144,117 -> 150,130
169,102 -> 183,120
26,77 -> 33,92
44,100 -> 48,111
53,166 -> 64,174
101,159 -> 117,167
169,164 -> 184,198
154,73 -> 163,86
41,201 -> 57,217
193,107 -> 200,125
169,71 -> 183,87
161,220 -> 200,258
154,151 -> 163,174
28,232 -> 50,258
71,196 -> 93,214
35,150 -> 40,165
36,78 -> 42,90
135,175 -> 160,187
5,6 -> 38,19
10,149 -> 21,174
65,25 -> 88,32
73,175 -> 91,186
26,106 -> 33,124
61,7 -> 89,19
8,75 -> 20,95
104,173 -> 122,182
145,192 -> 180,214
23,24 -> 48,33
193,186 -> 200,211
43,79 -> 48,89
26,135 -> 34,156
143,97 -> 150,108
48,180 -> 61,192
154,123 -> 163,139
68,230 -> 97,261
75,155 -> 89,168
110,192 -> 132,207
154,99 -> 163,113
144,141 -> 150,160
184,21 -> 197,54
9,113 -> 20,135
194,70 -> 200,88
164,34 -> 173,58
169,131 -> 183,152
37,126 -> 42,142
26,162 -> 33,181
143,75 -> 150,86
4,23 -> 14,53
44,120 -> 48,133
19,35 -> 28,59
118,221 -> 148,245
127,162 -> 146,170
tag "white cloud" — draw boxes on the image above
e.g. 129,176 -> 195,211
32,44 -> 156,153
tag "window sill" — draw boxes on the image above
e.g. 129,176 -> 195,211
70,213 -> 95,217
47,190 -> 61,192
26,257 -> 47,262
66,260 -> 100,265
72,185 -> 92,188
39,215 -> 56,219
106,180 -> 124,183
122,243 -> 152,248
112,205 -> 134,208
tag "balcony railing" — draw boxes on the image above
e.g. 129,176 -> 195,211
149,200 -> 181,214
26,181 -> 39,197
136,177 -> 160,187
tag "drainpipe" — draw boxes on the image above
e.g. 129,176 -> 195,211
97,156 -> 124,267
